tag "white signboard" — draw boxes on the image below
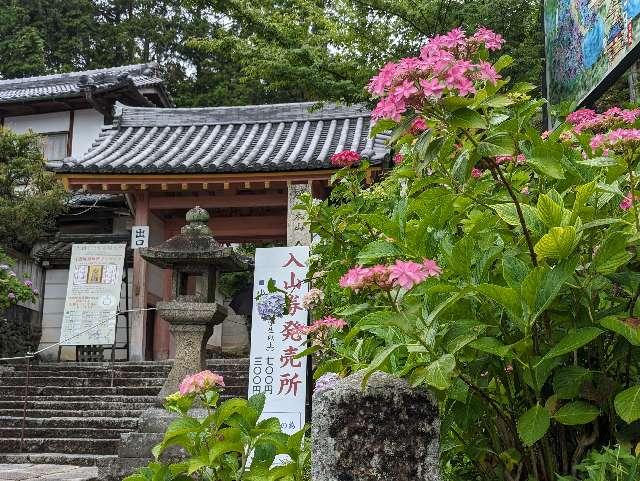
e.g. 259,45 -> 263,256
131,225 -> 149,249
59,244 -> 126,346
248,246 -> 309,434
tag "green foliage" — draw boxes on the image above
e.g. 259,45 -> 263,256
297,43 -> 640,481
126,388 -> 310,481
558,445 -> 639,481
0,128 -> 68,250
0,1 -> 544,105
0,249 -> 37,311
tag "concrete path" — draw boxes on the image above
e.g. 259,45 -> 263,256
0,464 -> 98,481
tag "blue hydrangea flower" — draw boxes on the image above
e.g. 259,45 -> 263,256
315,373 -> 341,394
256,292 -> 286,322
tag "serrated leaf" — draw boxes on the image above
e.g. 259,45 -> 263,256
356,239 -> 398,263
553,401 -> 600,425
470,336 -> 511,357
475,284 -> 523,326
494,54 -> 514,72
475,132 -> 514,157
615,386 -> 640,423
537,194 -> 564,228
534,226 -> 577,259
517,404 -> 550,446
361,344 -> 404,386
553,367 -> 592,399
502,256 -> 529,289
370,118 -> 397,137
600,316 -> 640,346
541,327 -> 603,362
493,203 -> 542,234
592,232 -> 632,274
164,417 -> 201,441
527,143 -> 565,179
449,107 -> 486,129
423,354 -> 456,390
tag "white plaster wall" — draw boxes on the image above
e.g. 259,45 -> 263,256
39,268 -> 133,361
4,112 -> 70,134
71,109 -> 104,157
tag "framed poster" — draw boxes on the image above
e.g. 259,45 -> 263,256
59,243 -> 126,346
545,0 -> 640,110
248,246 -> 310,435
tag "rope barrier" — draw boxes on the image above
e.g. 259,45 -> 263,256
0,307 -> 157,363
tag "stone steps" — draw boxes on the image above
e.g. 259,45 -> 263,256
0,452 -> 117,467
0,359 -> 250,470
0,427 -> 130,439
0,416 -> 140,429
0,438 -> 120,455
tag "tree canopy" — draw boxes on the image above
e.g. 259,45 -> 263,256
0,0 -> 544,106
0,129 -> 68,251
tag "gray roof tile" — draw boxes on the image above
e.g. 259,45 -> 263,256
58,102 -> 389,174
0,63 -> 163,103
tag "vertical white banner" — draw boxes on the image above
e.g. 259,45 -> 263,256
248,246 -> 309,434
59,244 -> 126,345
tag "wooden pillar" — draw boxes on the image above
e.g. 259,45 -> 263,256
130,192 -> 149,361
287,181 -> 312,246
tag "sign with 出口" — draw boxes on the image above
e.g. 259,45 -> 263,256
248,246 -> 309,435
59,244 -> 126,346
131,225 -> 149,249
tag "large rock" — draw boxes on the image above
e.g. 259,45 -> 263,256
312,371 -> 440,481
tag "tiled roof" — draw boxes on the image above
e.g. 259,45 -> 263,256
0,63 -> 163,103
57,102 -> 389,173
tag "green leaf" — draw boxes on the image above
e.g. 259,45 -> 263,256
370,118 -> 397,138
534,226 -> 577,259
502,256 -> 529,289
494,54 -> 514,72
553,401 -> 600,425
517,404 -> 550,446
475,284 -> 522,325
520,258 -> 576,325
475,132 -> 514,157
592,232 -> 633,274
492,203 -> 542,233
470,336 -> 511,358
553,367 -> 592,399
541,327 -> 603,362
248,392 -> 266,417
614,385 -> 640,423
214,398 -> 247,428
536,194 -> 564,228
423,354 -> 456,390
164,417 -> 201,442
577,156 -> 619,167
361,344 -> 404,386
481,95 -> 514,108
449,107 -> 486,129
600,316 -> 640,346
356,239 -> 398,263
527,143 -> 565,179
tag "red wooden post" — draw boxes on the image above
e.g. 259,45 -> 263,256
130,192 -> 149,361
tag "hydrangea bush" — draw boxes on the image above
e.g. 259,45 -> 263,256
297,28 -> 640,481
0,249 -> 38,310
125,371 -> 310,481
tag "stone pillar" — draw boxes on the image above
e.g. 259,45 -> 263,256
312,371 -> 441,481
130,192 -> 149,361
287,181 -> 312,246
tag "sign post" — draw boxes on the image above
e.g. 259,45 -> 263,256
59,244 -> 126,346
248,246 -> 309,434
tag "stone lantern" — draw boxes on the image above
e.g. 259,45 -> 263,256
140,206 -> 247,399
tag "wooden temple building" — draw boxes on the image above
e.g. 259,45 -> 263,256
49,102 -> 389,361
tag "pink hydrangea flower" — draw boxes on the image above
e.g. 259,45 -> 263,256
410,117 -> 428,134
620,192 -> 636,211
179,370 -> 225,395
393,153 -> 404,164
331,150 -> 361,167
339,266 -> 370,289
301,288 -> 324,310
389,260 -> 429,289
302,316 -> 348,335
422,259 -> 442,277
477,61 -> 500,84
521,185 -> 529,195
472,27 -> 505,50
420,78 -> 445,98
392,79 -> 419,100
471,167 -> 483,178
566,108 -> 598,126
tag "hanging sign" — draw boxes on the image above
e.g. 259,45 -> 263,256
248,246 -> 309,434
59,243 -> 126,345
131,225 -> 149,249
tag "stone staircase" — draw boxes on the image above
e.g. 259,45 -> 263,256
0,359 -> 249,469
